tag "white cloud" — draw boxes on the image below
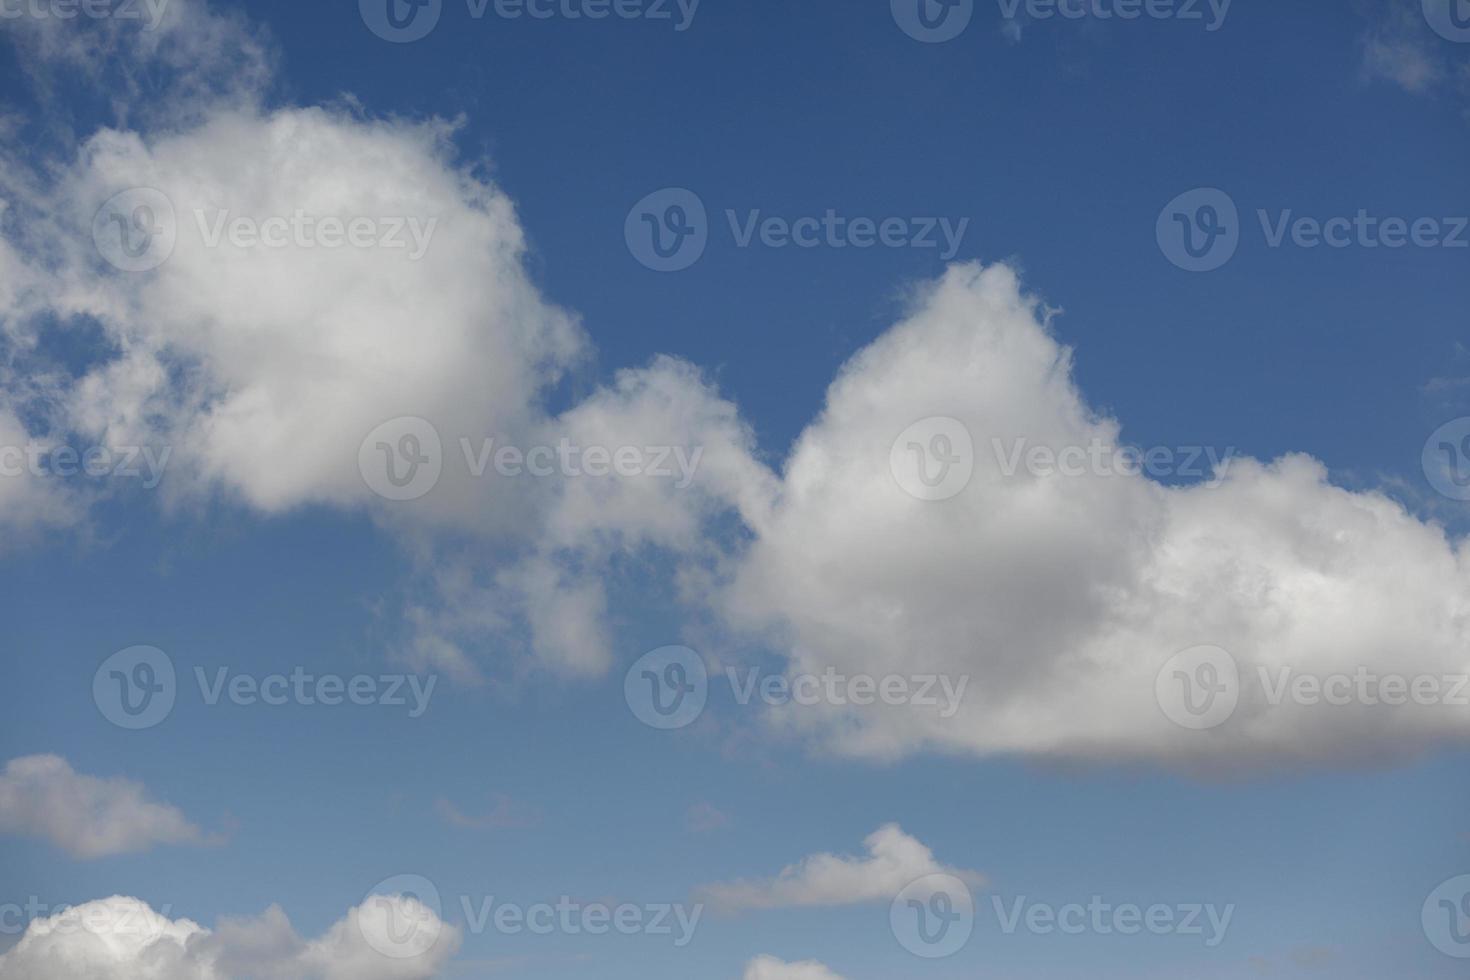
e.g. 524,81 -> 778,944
687,801 -> 731,833
719,263 -> 1470,770
0,0 -> 760,680
6,0 -> 1470,772
1363,33 -> 1442,93
434,795 -> 539,830
1359,0 -> 1461,98
0,894 -> 460,980
0,755 -> 206,858
697,824 -> 984,913
742,955 -> 847,980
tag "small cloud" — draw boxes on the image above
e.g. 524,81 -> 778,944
1289,946 -> 1339,968
0,755 -> 212,859
1364,34 -> 1443,93
434,795 -> 540,831
686,802 -> 731,834
1360,0 -> 1447,96
743,956 -> 847,980
695,824 -> 984,914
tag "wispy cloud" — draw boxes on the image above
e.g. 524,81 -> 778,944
0,755 -> 212,859
434,795 -> 540,831
696,825 -> 984,913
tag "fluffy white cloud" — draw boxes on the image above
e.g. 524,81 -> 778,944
6,0 -> 1470,771
0,895 -> 460,980
697,825 -> 984,913
0,755 -> 206,858
720,263 -> 1470,770
742,955 -> 847,980
0,0 -> 762,679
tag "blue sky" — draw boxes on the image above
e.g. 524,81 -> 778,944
1,1 -> 1469,978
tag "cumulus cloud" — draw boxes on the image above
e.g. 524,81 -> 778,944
6,0 -> 1470,772
0,894 -> 459,980
696,825 -> 984,913
742,955 -> 848,980
0,0 -> 770,680
719,263 -> 1470,770
0,755 -> 207,858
